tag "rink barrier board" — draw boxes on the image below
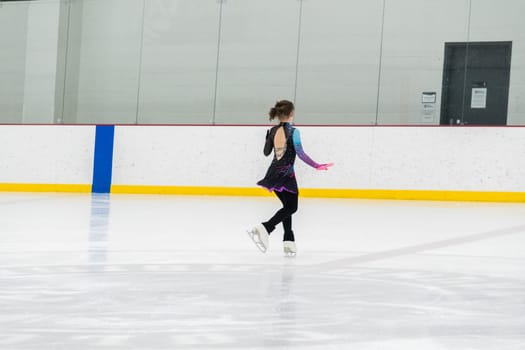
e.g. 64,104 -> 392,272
2,125 -> 525,202
110,185 -> 525,203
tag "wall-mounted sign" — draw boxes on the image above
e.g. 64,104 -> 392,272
421,104 -> 435,122
422,92 -> 437,104
421,92 -> 436,122
471,88 -> 487,109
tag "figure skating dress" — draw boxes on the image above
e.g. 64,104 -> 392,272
257,122 -> 319,193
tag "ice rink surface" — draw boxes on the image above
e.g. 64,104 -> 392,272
0,193 -> 524,349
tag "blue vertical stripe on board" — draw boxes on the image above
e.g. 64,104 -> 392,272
92,125 -> 115,193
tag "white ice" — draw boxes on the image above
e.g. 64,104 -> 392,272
0,193 -> 524,349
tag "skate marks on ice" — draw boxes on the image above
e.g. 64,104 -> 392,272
1,194 -> 525,349
314,224 -> 525,270
1,261 -> 525,349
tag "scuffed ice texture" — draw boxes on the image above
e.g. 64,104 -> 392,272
0,193 -> 524,349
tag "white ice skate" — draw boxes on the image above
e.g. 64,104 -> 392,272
283,241 -> 297,257
247,224 -> 270,253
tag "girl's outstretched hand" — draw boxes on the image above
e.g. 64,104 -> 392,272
316,163 -> 334,171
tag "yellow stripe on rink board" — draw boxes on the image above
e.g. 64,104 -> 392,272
110,185 -> 525,203
0,183 -> 92,193
299,188 -> 525,202
1,183 -> 523,202
111,185 -> 273,197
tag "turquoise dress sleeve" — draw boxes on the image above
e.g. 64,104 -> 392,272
292,129 -> 320,169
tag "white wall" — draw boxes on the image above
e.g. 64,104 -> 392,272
113,125 -> 525,192
22,0 -> 61,123
113,126 -> 266,187
0,126 -> 95,185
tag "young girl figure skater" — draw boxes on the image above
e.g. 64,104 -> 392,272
248,100 -> 333,256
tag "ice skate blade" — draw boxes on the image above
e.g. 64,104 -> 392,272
283,241 -> 296,257
246,229 -> 267,253
284,248 -> 296,258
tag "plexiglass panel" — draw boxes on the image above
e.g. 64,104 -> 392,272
377,0 -> 470,125
0,2 -> 28,124
297,0 -> 383,125
137,0 -> 220,124
0,0 -> 524,125
0,1 -> 61,124
214,0 -> 300,124
63,0 -> 144,124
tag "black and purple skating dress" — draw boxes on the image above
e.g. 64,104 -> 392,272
257,122 -> 320,194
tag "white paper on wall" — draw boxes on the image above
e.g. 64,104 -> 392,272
421,104 -> 435,123
471,88 -> 487,109
422,92 -> 437,103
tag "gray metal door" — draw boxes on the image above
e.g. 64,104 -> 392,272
440,42 -> 512,126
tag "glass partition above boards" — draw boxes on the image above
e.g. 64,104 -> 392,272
0,0 -> 523,125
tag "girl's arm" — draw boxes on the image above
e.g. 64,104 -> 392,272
263,129 -> 273,156
292,129 -> 321,168
293,129 -> 334,170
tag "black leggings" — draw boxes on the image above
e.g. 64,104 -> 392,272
262,190 -> 298,242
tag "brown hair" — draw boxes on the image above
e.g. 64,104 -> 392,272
269,100 -> 295,121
